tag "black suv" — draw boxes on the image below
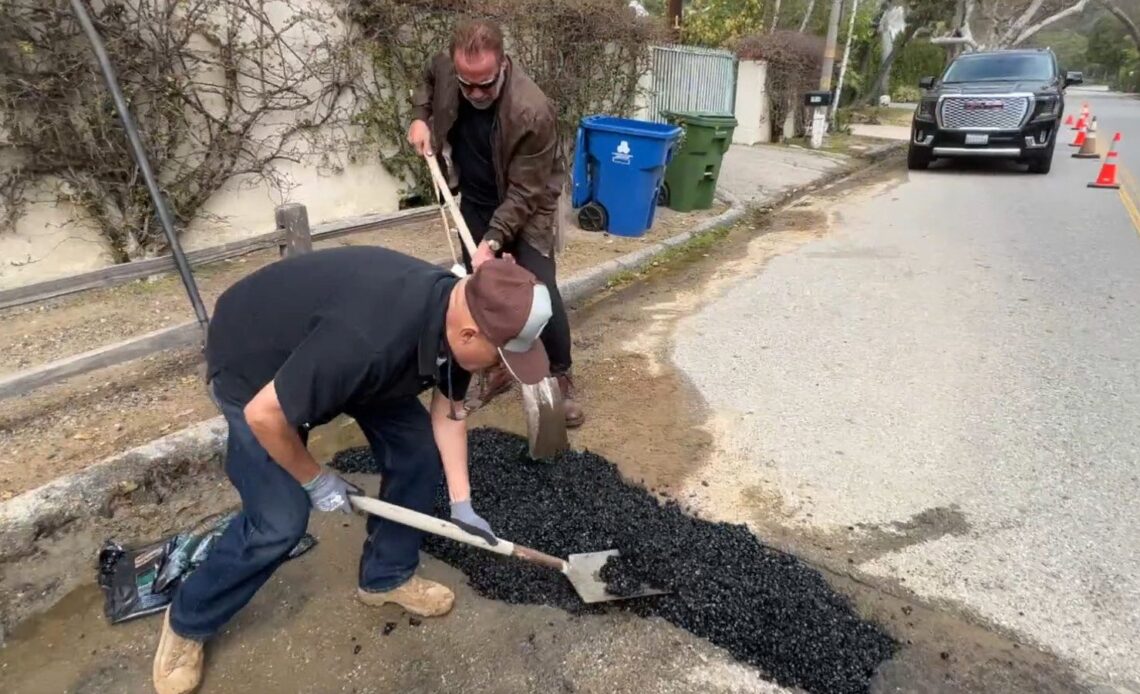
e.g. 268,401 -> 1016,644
908,48 -> 1083,174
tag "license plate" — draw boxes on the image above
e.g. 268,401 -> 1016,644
965,133 -> 989,145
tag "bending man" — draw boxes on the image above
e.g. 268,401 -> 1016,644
152,247 -> 552,694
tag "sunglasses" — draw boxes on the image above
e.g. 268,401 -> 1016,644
457,64 -> 504,92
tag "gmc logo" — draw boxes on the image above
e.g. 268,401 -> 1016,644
963,100 -> 1005,110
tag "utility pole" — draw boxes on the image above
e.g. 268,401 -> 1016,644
668,0 -> 683,42
811,0 -> 844,149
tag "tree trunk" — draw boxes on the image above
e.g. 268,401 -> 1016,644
799,0 -> 817,32
1009,1 -> 1091,47
771,0 -> 783,32
865,23 -> 918,105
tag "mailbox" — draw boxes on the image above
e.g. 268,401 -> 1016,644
804,90 -> 833,107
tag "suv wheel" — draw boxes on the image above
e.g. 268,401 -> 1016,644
1027,140 -> 1055,174
907,144 -> 932,171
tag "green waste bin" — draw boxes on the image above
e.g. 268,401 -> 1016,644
659,110 -> 737,212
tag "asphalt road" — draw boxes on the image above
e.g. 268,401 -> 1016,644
674,91 -> 1140,690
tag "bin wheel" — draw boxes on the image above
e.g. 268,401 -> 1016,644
657,183 -> 670,207
578,202 -> 607,232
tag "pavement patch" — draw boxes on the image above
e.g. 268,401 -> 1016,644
332,427 -> 897,694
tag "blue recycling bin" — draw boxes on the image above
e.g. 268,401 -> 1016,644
571,115 -> 682,237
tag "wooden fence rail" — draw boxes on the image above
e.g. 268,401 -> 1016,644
1,203 -> 442,401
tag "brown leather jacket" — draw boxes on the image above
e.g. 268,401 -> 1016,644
411,53 -> 564,256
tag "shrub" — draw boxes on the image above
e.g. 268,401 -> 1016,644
0,0 -> 353,260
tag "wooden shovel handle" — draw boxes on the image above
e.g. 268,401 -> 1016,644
511,544 -> 568,572
424,155 -> 479,257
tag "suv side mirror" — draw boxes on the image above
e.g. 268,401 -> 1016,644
1065,71 -> 1084,87
919,76 -> 935,89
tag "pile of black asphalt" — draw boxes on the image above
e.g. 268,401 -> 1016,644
331,427 -> 897,694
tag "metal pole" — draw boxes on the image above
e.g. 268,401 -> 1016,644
831,0 -> 861,125
69,0 -> 209,330
667,0 -> 683,42
811,0 -> 844,149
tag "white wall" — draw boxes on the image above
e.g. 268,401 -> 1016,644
732,60 -> 771,145
0,1 -> 405,291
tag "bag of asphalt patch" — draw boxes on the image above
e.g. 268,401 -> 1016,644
98,509 -> 317,624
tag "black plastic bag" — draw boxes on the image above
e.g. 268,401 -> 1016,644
98,510 -> 317,625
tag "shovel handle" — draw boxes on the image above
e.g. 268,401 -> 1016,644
348,495 -> 514,558
511,545 -> 568,573
424,155 -> 479,257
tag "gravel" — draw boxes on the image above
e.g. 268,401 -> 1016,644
331,427 -> 896,694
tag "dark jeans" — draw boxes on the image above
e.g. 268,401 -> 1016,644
170,382 -> 442,640
460,196 -> 572,375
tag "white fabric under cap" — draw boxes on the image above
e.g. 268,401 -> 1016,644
503,284 -> 552,353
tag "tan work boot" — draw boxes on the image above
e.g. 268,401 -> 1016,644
464,364 -> 514,411
152,608 -> 204,694
356,576 -> 455,617
556,373 -> 585,428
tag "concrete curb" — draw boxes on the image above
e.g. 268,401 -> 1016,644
0,142 -> 906,642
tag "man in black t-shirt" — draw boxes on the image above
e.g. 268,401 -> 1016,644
152,247 -> 553,694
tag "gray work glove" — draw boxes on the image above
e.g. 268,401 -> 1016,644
303,467 -> 362,514
450,500 -> 497,545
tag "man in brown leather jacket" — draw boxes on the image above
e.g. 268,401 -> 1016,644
407,18 -> 584,427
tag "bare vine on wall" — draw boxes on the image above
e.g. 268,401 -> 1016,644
736,30 -> 824,142
0,0 -> 356,262
347,0 -> 662,205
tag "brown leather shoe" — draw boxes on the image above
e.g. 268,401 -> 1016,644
152,608 -> 204,694
556,373 -> 585,428
464,364 -> 514,411
356,576 -> 455,617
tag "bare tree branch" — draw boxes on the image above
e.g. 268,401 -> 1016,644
1097,0 -> 1140,48
1011,0 -> 1090,45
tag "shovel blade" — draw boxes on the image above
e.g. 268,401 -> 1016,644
564,550 -> 670,604
521,376 -> 568,460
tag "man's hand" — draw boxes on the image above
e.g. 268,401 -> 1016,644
303,467 -> 363,514
407,119 -> 432,156
449,499 -> 496,544
472,240 -> 496,269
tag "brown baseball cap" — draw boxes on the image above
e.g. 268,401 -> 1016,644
464,258 -> 552,385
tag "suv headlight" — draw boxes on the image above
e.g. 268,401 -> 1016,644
916,99 -> 937,122
1031,96 -> 1060,121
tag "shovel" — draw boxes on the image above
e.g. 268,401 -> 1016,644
349,495 -> 667,604
424,155 -> 569,460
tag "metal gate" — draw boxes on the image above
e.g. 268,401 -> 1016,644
646,44 -> 738,122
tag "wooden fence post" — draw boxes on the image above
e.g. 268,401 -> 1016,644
276,203 -> 312,258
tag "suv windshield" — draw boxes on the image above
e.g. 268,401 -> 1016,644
942,53 -> 1054,83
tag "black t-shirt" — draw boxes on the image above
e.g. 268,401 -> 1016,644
204,246 -> 471,430
449,97 -> 499,208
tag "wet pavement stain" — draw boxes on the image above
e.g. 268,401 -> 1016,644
332,428 -> 898,694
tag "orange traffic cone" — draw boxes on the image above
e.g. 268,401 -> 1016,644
1073,117 -> 1099,158
1076,104 -> 1090,129
1088,133 -> 1122,189
1070,122 -> 1087,148
1064,113 -> 1075,127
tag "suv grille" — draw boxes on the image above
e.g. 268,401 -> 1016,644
939,96 -> 1030,130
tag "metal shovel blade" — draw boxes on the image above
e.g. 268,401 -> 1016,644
521,376 -> 568,460
564,549 -> 670,604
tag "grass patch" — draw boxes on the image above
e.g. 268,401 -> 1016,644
602,222 -> 736,291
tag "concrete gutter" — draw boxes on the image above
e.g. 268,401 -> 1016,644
0,142 -> 905,643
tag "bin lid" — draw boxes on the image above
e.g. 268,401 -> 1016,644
580,115 -> 681,141
659,110 -> 738,128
